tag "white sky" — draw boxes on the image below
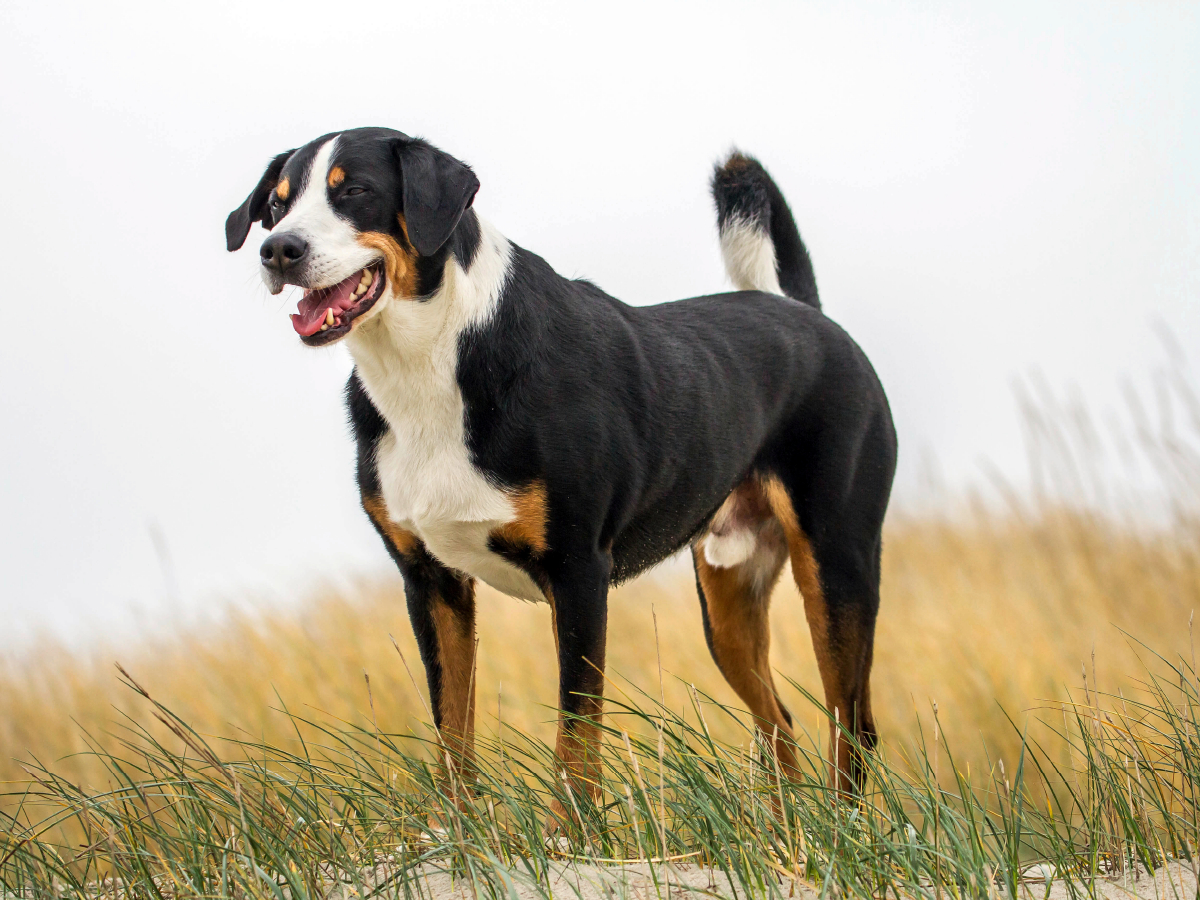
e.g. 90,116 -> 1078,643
1,0 -> 1196,643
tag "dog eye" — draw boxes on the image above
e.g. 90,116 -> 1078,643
345,186 -> 367,196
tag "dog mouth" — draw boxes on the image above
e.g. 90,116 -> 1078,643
292,265 -> 384,345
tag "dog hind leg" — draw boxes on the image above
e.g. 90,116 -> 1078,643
694,482 -> 797,776
760,476 -> 882,795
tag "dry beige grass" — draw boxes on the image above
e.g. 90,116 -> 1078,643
2,501 -> 1195,805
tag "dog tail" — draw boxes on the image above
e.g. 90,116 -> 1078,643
711,151 -> 820,309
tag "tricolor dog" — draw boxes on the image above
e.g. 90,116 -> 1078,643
226,128 -> 897,805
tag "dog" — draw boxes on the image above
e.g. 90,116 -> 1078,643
226,127 -> 897,806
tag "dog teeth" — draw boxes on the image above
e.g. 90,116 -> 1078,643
325,308 -> 335,326
359,270 -> 372,286
320,324 -> 328,332
353,283 -> 367,297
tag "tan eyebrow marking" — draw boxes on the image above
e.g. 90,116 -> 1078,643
328,165 -> 345,188
275,177 -> 290,200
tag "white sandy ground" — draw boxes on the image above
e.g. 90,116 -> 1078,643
332,859 -> 1198,900
7,860 -> 1194,898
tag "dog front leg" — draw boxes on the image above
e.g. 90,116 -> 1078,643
547,549 -> 611,826
397,553 -> 478,793
363,496 -> 480,784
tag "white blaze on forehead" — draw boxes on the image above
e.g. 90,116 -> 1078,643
268,136 -> 378,289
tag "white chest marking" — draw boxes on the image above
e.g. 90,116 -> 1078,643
348,218 -> 546,604
373,432 -> 545,604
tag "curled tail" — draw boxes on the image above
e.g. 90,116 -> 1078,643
711,151 -> 820,309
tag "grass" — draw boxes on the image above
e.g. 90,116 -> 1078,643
2,640 -> 1199,898
1,361 -> 1198,896
2,509 -> 1193,817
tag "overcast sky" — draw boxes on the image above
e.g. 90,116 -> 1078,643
1,0 -> 1196,643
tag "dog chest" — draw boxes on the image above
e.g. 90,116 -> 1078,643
345,215 -> 545,601
373,427 -> 547,604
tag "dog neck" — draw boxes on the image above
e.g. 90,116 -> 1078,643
344,213 -> 512,428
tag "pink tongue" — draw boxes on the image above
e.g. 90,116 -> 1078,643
291,271 -> 363,336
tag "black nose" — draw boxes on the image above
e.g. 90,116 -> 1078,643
260,233 -> 308,273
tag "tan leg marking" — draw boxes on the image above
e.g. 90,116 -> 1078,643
553,690 -> 604,795
430,596 -> 478,779
760,475 -> 872,793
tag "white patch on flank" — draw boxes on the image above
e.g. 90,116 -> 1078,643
702,487 -> 789,596
265,137 -> 378,292
346,218 -> 547,604
703,529 -> 757,569
704,524 -> 789,597
719,215 -> 782,295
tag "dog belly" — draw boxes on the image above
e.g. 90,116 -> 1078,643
416,519 -> 547,604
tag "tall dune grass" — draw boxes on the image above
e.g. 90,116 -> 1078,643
3,631 -> 1199,897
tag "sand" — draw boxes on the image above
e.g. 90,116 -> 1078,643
334,859 -> 1198,899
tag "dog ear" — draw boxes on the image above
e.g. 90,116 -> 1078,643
394,139 -> 480,257
225,150 -> 294,252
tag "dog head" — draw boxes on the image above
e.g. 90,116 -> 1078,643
226,127 -> 480,346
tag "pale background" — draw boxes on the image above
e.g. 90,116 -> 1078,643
0,0 -> 1196,643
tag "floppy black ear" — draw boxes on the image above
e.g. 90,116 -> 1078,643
225,150 -> 294,252
394,139 -> 480,257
